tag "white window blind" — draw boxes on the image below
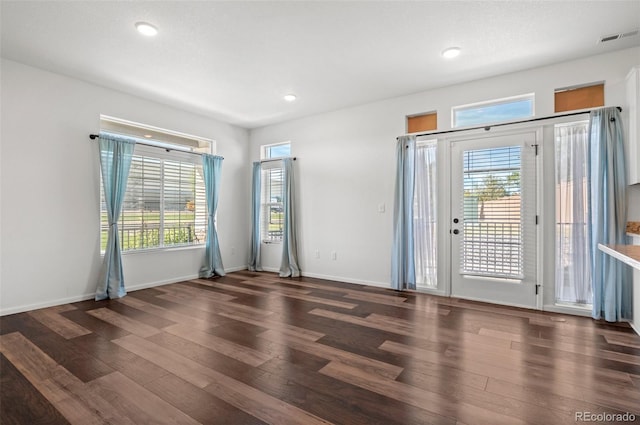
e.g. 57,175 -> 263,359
261,166 -> 284,243
259,141 -> 290,243
461,146 -> 523,278
100,143 -> 207,252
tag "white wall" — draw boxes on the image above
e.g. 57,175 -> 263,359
250,47 -> 640,288
2,47 -> 638,314
0,59 -> 250,315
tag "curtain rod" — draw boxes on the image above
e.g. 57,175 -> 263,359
260,157 -> 297,163
401,106 -> 623,139
89,134 -> 223,158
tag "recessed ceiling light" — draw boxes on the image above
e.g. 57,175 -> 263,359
284,94 -> 297,102
135,22 -> 158,37
442,47 -> 461,59
143,134 -> 153,138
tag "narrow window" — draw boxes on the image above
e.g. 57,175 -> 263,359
260,142 -> 291,243
407,112 -> 437,133
414,140 -> 438,288
452,94 -> 534,128
554,82 -> 604,113
554,120 -> 592,306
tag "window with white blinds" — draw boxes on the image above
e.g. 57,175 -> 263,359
261,167 -> 284,243
259,142 -> 290,243
461,146 -> 523,278
100,143 -> 208,252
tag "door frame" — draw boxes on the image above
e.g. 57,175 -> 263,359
420,124 -> 544,310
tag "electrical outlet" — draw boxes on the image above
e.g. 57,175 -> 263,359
331,251 -> 337,260
231,247 -> 236,255
378,203 -> 385,213
315,249 -> 320,259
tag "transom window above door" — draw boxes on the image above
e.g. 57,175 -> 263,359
452,94 -> 535,128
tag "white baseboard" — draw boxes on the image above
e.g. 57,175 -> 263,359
631,321 -> 640,337
1,293 -> 96,316
261,267 -> 280,273
126,274 -> 199,292
1,272 -> 204,316
543,304 -> 592,317
0,269 -> 387,316
224,265 -> 249,273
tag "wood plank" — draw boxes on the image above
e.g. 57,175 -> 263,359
112,334 -> 218,389
2,270 -> 640,424
485,377 -> 635,417
190,278 -> 273,296
159,282 -> 238,302
257,329 -> 403,380
320,361 -> 529,425
258,356 -> 447,425
202,367 -> 333,425
216,311 -> 325,341
71,333 -> 169,386
0,332 -> 130,425
88,371 -> 200,425
28,306 -> 92,340
98,301 -> 176,330
267,292 -> 358,310
146,331 -> 266,378
0,352 -> 71,425
116,296 -> 215,331
163,323 -> 272,367
157,292 -> 274,320
395,364 -> 574,425
143,373 -> 267,425
381,339 -> 640,412
86,308 -> 160,338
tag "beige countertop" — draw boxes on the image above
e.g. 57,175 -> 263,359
598,244 -> 640,270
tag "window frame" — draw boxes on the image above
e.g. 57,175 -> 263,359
99,120 -> 214,254
259,141 -> 291,244
452,93 -> 535,129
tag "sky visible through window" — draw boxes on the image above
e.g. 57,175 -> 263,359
454,97 -> 534,128
265,143 -> 291,158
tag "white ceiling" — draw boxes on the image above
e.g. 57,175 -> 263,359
2,1 -> 639,129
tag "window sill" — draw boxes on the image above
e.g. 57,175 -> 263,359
101,244 -> 205,257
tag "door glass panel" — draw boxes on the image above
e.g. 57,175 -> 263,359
461,146 -> 523,278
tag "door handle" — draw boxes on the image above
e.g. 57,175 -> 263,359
453,229 -> 460,235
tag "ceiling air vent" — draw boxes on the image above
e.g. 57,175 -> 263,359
599,29 -> 639,43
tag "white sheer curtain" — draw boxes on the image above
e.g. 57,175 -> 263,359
555,121 -> 592,305
414,141 -> 437,288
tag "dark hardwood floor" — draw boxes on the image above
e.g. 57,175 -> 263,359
1,271 -> 639,424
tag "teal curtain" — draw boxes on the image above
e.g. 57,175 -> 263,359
391,135 -> 416,290
589,107 -> 631,321
96,134 -> 135,300
248,162 -> 262,271
200,154 -> 225,277
280,158 -> 300,277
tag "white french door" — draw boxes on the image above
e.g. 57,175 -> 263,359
450,131 -> 538,308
